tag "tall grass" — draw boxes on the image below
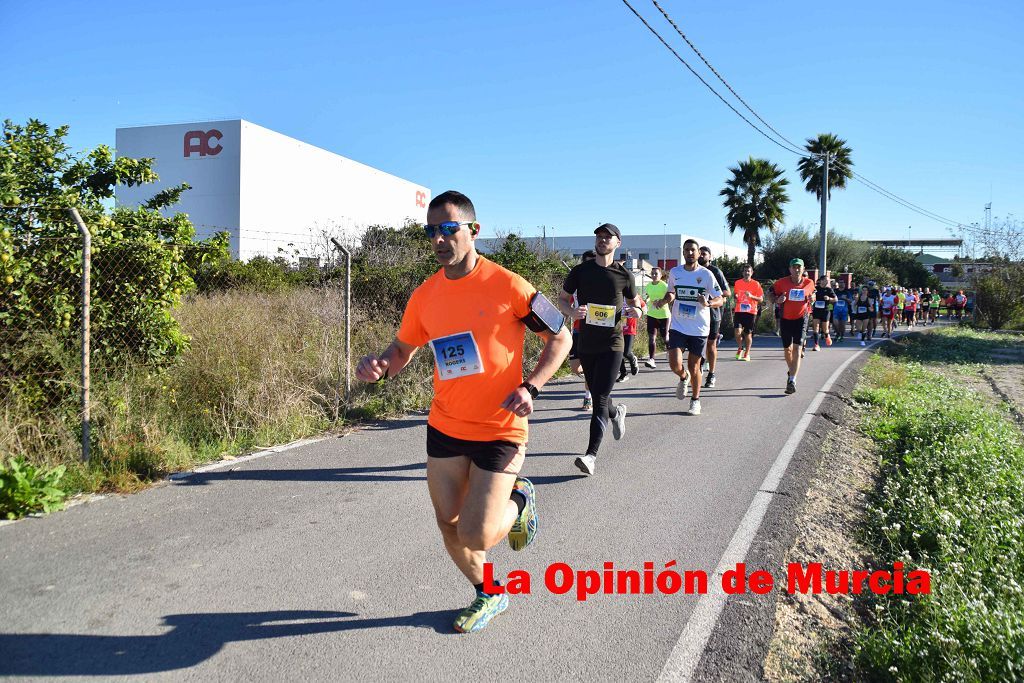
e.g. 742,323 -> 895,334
0,286 -> 438,498
852,332 -> 1024,681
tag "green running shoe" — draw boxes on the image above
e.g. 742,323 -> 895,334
453,590 -> 509,633
508,477 -> 537,551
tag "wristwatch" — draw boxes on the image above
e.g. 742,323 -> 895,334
519,382 -> 540,399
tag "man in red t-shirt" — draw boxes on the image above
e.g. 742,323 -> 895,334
732,263 -> 764,360
771,258 -> 816,395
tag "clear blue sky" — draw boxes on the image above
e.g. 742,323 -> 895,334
5,0 -> 1021,251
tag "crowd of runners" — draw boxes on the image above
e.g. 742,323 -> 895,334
779,279 -> 966,348
354,191 -> 961,634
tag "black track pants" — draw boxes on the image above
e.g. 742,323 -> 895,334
580,350 -> 623,456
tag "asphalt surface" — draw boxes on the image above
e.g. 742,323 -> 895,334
1,332 -> 883,681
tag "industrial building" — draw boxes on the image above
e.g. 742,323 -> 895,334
115,120 -> 430,260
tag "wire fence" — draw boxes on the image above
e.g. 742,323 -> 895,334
0,211 -> 360,466
0,212 -> 507,473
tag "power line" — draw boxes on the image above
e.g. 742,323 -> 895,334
620,0 -> 811,159
825,160 -> 971,229
650,0 -> 807,155
626,2 -> 985,234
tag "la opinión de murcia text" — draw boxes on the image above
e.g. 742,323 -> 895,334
484,562 -> 931,602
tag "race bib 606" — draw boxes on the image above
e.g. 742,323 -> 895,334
814,301 -> 826,309
585,303 -> 616,328
429,331 -> 484,380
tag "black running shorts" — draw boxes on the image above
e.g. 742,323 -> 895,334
734,312 -> 756,331
646,316 -> 668,336
426,426 -> 525,475
779,317 -> 806,348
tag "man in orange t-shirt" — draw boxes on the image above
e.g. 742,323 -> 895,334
771,258 -> 816,395
355,191 -> 570,633
732,263 -> 764,360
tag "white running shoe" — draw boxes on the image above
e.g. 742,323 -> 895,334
676,378 -> 690,399
574,454 -> 596,476
611,404 -> 627,440
644,358 -> 656,369
686,398 -> 701,415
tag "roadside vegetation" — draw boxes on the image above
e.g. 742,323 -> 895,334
848,328 -> 1024,680
0,119 -> 575,517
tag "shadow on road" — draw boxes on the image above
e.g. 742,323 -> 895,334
528,473 -> 588,484
357,415 -> 429,431
697,393 -> 787,399
0,608 -> 456,676
176,462 -> 427,485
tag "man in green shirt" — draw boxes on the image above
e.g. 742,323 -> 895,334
643,266 -> 670,368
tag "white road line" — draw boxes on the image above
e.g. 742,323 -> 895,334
658,338 -> 885,682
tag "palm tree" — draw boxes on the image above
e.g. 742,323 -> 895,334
796,133 -> 853,200
720,157 -> 790,265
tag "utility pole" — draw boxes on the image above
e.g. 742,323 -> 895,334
818,153 -> 830,277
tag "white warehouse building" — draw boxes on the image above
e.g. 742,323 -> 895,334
115,119 -> 430,260
477,232 -> 748,270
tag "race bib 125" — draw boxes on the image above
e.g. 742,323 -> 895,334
429,331 -> 484,380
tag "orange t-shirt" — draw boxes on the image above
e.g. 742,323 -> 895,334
733,278 -> 764,314
397,256 -> 535,444
772,277 -> 816,320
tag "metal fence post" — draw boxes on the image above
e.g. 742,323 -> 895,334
330,238 -> 351,411
67,208 -> 90,463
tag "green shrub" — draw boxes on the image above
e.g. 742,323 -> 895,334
972,265 -> 1024,330
852,348 -> 1024,681
0,456 -> 69,519
1,119 -> 230,429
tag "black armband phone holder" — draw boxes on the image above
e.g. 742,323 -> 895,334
522,292 -> 565,334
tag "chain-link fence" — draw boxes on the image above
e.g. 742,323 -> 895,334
1,219 -> 87,466
1,214 -> 362,474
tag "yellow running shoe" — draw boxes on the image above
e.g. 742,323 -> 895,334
453,591 -> 509,633
508,477 -> 537,551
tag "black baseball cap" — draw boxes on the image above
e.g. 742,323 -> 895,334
594,223 -> 621,238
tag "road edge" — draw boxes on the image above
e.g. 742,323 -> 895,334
686,350 -> 870,682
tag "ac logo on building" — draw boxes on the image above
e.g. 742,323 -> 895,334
183,130 -> 223,158
415,191 -> 427,208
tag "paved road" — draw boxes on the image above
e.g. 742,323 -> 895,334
2,334 -> 880,681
